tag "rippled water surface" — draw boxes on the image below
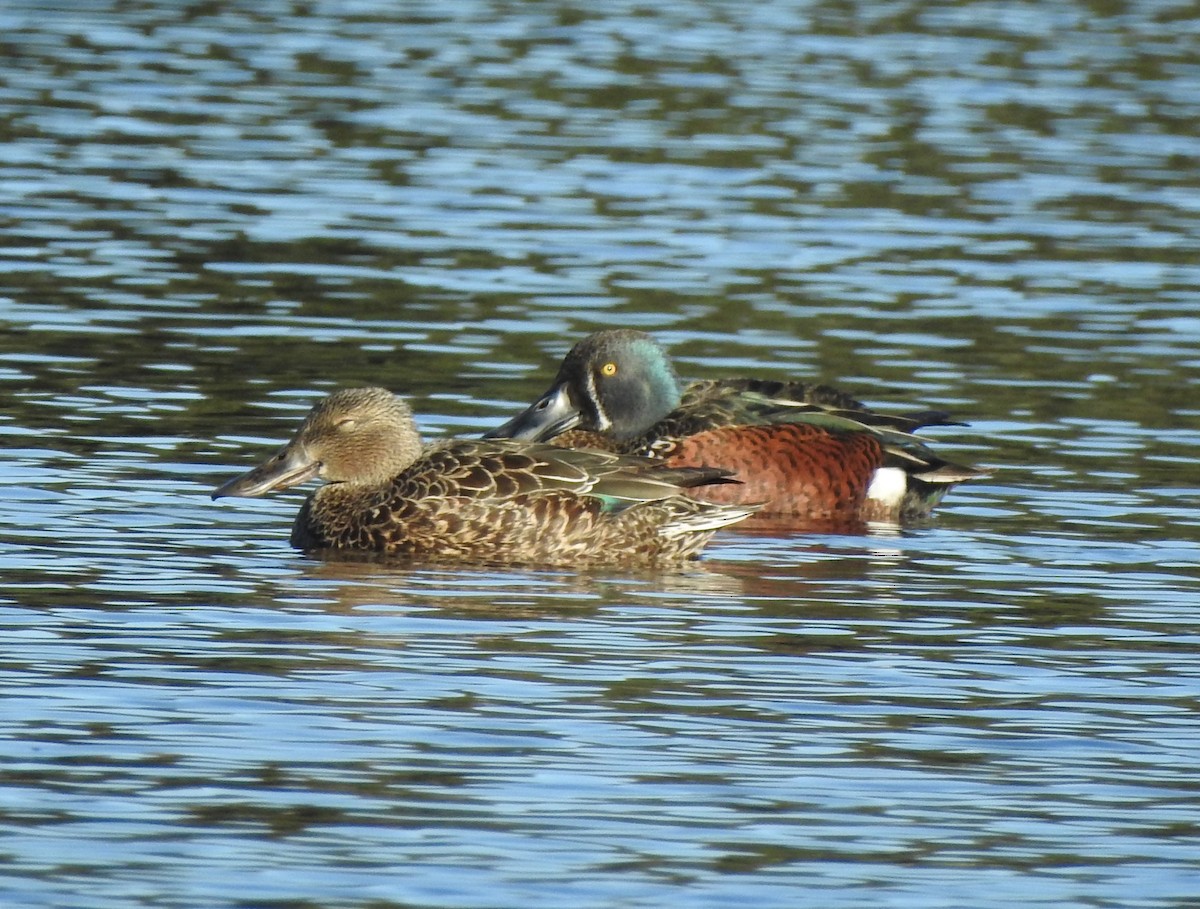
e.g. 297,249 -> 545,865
2,1 -> 1199,907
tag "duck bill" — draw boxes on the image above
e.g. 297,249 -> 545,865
211,443 -> 322,499
483,383 -> 583,441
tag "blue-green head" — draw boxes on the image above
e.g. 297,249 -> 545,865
485,330 -> 684,442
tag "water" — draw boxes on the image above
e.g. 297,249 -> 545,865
2,0 -> 1199,906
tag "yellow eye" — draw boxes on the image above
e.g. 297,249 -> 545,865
600,362 -> 618,377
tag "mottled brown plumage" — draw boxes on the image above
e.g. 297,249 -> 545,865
486,330 -> 987,522
212,387 -> 756,567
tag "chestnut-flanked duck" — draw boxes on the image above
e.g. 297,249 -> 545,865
485,330 -> 986,523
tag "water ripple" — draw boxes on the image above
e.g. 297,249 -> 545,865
1,0 -> 1199,907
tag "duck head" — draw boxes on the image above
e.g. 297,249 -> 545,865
212,387 -> 422,498
485,330 -> 683,442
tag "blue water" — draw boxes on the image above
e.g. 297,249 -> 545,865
1,1 -> 1199,907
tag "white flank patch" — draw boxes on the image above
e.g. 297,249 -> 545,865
866,467 -> 908,506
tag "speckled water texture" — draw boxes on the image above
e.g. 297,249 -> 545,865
1,1 -> 1198,907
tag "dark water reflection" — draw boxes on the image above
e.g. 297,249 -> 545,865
2,0 -> 1199,907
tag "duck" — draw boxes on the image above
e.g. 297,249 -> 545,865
211,387 -> 757,567
484,330 -> 987,523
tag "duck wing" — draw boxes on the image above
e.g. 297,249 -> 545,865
405,440 -> 735,511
